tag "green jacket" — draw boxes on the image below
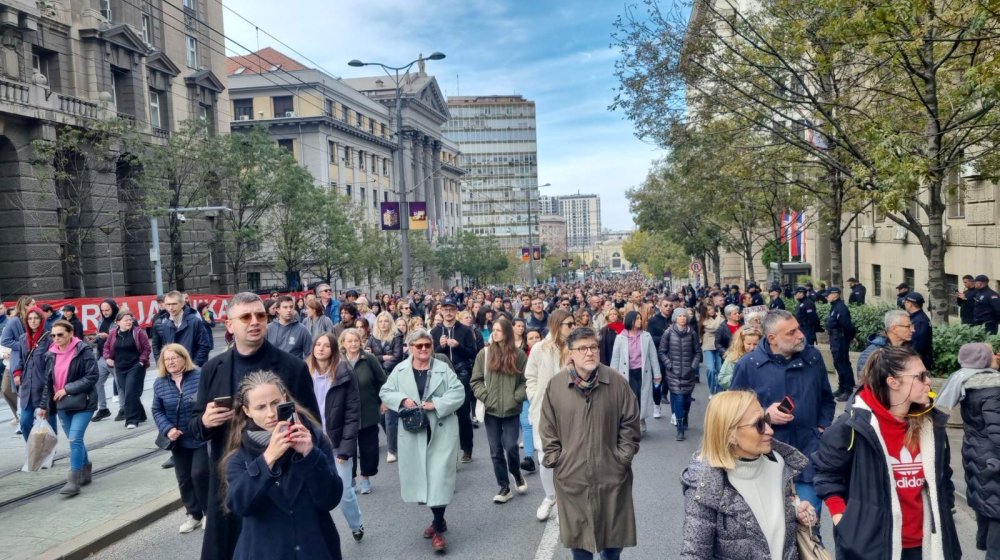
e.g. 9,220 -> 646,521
470,346 -> 527,418
350,351 -> 387,429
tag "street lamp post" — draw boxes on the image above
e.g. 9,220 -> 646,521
98,224 -> 116,296
348,52 -> 445,296
522,182 -> 551,285
149,206 -> 231,297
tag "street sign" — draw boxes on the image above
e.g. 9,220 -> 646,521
689,261 -> 703,273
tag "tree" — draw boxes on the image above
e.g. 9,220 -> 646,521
621,230 -> 689,279
306,190 -> 357,285
271,165 -> 319,290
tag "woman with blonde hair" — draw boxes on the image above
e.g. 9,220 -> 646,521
339,328 -> 386,495
152,343 -> 207,534
524,309 -> 574,521
717,326 -> 762,391
598,307 -> 623,366
370,311 -> 403,374
681,390 -> 815,559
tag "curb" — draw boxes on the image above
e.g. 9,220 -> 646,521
38,490 -> 183,560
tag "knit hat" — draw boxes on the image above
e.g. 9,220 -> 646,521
958,342 -> 993,369
671,308 -> 688,322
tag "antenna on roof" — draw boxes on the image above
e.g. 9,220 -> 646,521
456,74 -> 460,96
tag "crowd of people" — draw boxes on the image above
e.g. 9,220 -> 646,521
1,271 -> 998,559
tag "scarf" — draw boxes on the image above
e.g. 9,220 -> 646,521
570,367 -> 600,397
937,367 -> 1000,409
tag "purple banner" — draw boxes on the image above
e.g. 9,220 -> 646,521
380,202 -> 401,230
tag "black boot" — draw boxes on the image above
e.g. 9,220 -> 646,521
114,409 -> 125,422
92,409 -> 111,422
520,457 -> 536,474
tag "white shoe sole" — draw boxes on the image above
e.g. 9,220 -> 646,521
493,493 -> 513,504
536,500 -> 556,521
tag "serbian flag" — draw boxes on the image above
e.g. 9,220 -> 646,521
789,211 -> 806,258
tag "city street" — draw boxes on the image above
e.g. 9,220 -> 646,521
92,379 -> 985,560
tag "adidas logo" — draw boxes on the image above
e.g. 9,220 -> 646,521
889,448 -> 925,489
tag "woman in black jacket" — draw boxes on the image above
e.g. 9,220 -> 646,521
813,346 -> 960,560
307,332 -> 363,541
91,299 -> 119,422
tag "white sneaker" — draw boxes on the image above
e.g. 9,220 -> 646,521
179,515 -> 201,534
653,405 -> 662,419
515,477 -> 528,494
200,517 -> 206,530
536,497 -> 556,521
126,424 -> 137,430
671,414 -> 677,426
386,452 -> 397,463
112,396 -> 119,403
493,487 -> 513,503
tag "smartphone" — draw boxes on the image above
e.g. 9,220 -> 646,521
213,396 -> 233,410
276,402 -> 297,424
777,396 -> 795,414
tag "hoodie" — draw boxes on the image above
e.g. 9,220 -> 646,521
265,318 -> 312,360
49,336 -> 83,392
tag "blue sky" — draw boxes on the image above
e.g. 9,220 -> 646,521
222,0 -> 662,229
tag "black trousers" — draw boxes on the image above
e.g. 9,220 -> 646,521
456,374 -> 474,454
977,513 -> 1000,559
172,445 -> 209,520
830,335 -> 854,393
201,449 -> 241,560
354,424 -> 380,477
116,362 -> 146,425
628,368 -> 642,412
901,547 -> 922,560
484,413 -> 521,487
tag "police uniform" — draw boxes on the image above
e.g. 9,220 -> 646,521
826,288 -> 856,398
848,281 -> 866,305
768,294 -> 785,310
972,275 -> 1000,334
905,293 -> 934,369
795,288 -> 822,346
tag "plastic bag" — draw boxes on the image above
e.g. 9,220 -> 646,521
23,412 -> 58,472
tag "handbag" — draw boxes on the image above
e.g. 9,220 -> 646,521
474,347 -> 487,424
398,406 -> 429,433
155,431 -> 175,451
796,522 -> 832,560
55,391 -> 90,411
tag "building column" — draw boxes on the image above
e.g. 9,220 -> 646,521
431,141 -> 443,233
402,132 -> 416,212
411,134 -> 425,206
423,137 -> 435,227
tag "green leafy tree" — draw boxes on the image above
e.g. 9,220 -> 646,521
306,190 -> 357,285
271,165 -> 319,289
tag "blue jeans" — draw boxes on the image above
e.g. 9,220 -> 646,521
670,392 -> 693,431
703,350 -> 722,394
334,457 -> 363,532
20,406 -> 57,443
795,481 -> 823,519
520,400 -> 534,459
56,409 -> 93,471
571,548 -> 622,560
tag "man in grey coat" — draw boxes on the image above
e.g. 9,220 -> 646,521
265,295 -> 312,359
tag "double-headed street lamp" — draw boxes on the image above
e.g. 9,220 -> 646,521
523,182 -> 551,285
149,206 -> 230,297
348,52 -> 445,296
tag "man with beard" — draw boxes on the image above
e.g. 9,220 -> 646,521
730,309 -> 836,525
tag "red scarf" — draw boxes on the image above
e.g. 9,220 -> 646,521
608,321 -> 625,335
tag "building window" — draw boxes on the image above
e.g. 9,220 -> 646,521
328,141 -> 337,164
873,264 -> 882,297
903,268 -> 915,290
185,36 -> 198,68
360,186 -> 366,202
233,99 -> 253,120
324,98 -> 333,116
381,123 -> 387,138
368,120 -> 375,134
372,189 -> 378,208
371,154 -> 377,174
100,0 -> 111,20
247,272 -> 260,291
340,105 -> 348,122
382,158 -> 389,176
272,95 -> 294,117
110,67 -> 133,116
182,0 -> 196,13
383,191 -> 389,202
343,147 -> 352,166
277,139 -> 293,154
355,112 -> 362,128
948,187 -> 966,219
149,90 -> 161,129
873,207 -> 884,223
345,184 -> 352,198
141,14 -> 152,45
359,150 -> 366,170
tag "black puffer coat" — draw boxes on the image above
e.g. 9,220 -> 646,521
958,373 -> 1000,520
40,340 -> 99,414
658,324 -> 701,395
13,332 -> 52,410
369,333 -> 404,374
321,361 -> 361,459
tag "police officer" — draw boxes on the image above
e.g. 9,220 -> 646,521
826,287 -> 857,401
903,292 -> 933,369
972,274 -> 1000,334
956,274 -> 976,325
847,277 -> 866,305
804,282 -> 818,303
896,283 -> 911,309
767,286 -> 785,310
745,283 -> 765,307
725,285 -> 741,307
795,286 -> 822,346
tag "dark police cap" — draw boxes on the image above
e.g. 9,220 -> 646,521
795,286 -> 808,294
975,274 -> 990,283
827,286 -> 841,294
904,292 -> 925,305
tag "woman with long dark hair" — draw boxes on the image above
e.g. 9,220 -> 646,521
2,295 -> 35,430
471,317 -> 528,504
610,311 -> 661,434
813,346 -> 961,560
103,310 -> 151,429
221,370 -> 343,559
307,333 -> 363,542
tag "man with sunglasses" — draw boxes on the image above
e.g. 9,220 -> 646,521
189,292 -> 320,560
431,297 -> 479,463
539,327 -> 640,559
730,309 -> 835,530
315,283 -> 341,326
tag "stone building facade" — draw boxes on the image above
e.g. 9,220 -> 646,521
0,0 -> 230,299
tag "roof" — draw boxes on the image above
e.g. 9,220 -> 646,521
341,73 -> 432,96
226,47 -> 309,76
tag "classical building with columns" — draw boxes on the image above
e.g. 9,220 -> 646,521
227,48 -> 463,290
0,0 -> 230,299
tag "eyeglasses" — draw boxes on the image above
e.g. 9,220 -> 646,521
571,345 -> 599,355
894,371 -> 931,382
320,288 -> 332,293
52,332 -> 68,338
737,413 -> 772,434
562,321 -> 575,327
233,311 -> 268,324
411,342 -> 432,350
893,323 -> 915,330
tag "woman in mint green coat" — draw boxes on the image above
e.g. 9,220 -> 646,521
379,328 -> 466,553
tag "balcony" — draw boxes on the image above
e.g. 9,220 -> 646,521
0,75 -> 106,126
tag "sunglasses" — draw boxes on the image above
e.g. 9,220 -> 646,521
894,371 -> 931,382
233,311 -> 268,324
562,321 -> 575,327
738,413 -> 772,434
51,332 -> 69,338
411,342 -> 432,350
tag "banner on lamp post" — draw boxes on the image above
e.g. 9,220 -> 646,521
409,202 -> 428,231
380,202 -> 401,230
521,247 -> 530,262
532,247 -> 541,261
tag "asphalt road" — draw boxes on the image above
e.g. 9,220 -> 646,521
94,379 -> 986,559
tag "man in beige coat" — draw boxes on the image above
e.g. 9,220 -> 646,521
540,327 -> 641,559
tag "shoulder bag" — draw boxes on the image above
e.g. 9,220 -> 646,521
399,368 -> 431,433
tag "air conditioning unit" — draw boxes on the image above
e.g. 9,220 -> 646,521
238,115 -> 250,121
860,225 -> 875,240
893,226 -> 909,241
284,111 -> 296,118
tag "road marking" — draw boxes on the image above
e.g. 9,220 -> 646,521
533,515 -> 560,560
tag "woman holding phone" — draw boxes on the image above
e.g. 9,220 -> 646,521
222,370 -> 344,559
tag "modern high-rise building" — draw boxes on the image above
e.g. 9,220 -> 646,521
539,193 -> 602,254
443,95 -> 538,252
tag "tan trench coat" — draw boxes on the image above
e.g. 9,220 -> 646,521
539,363 -> 641,552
